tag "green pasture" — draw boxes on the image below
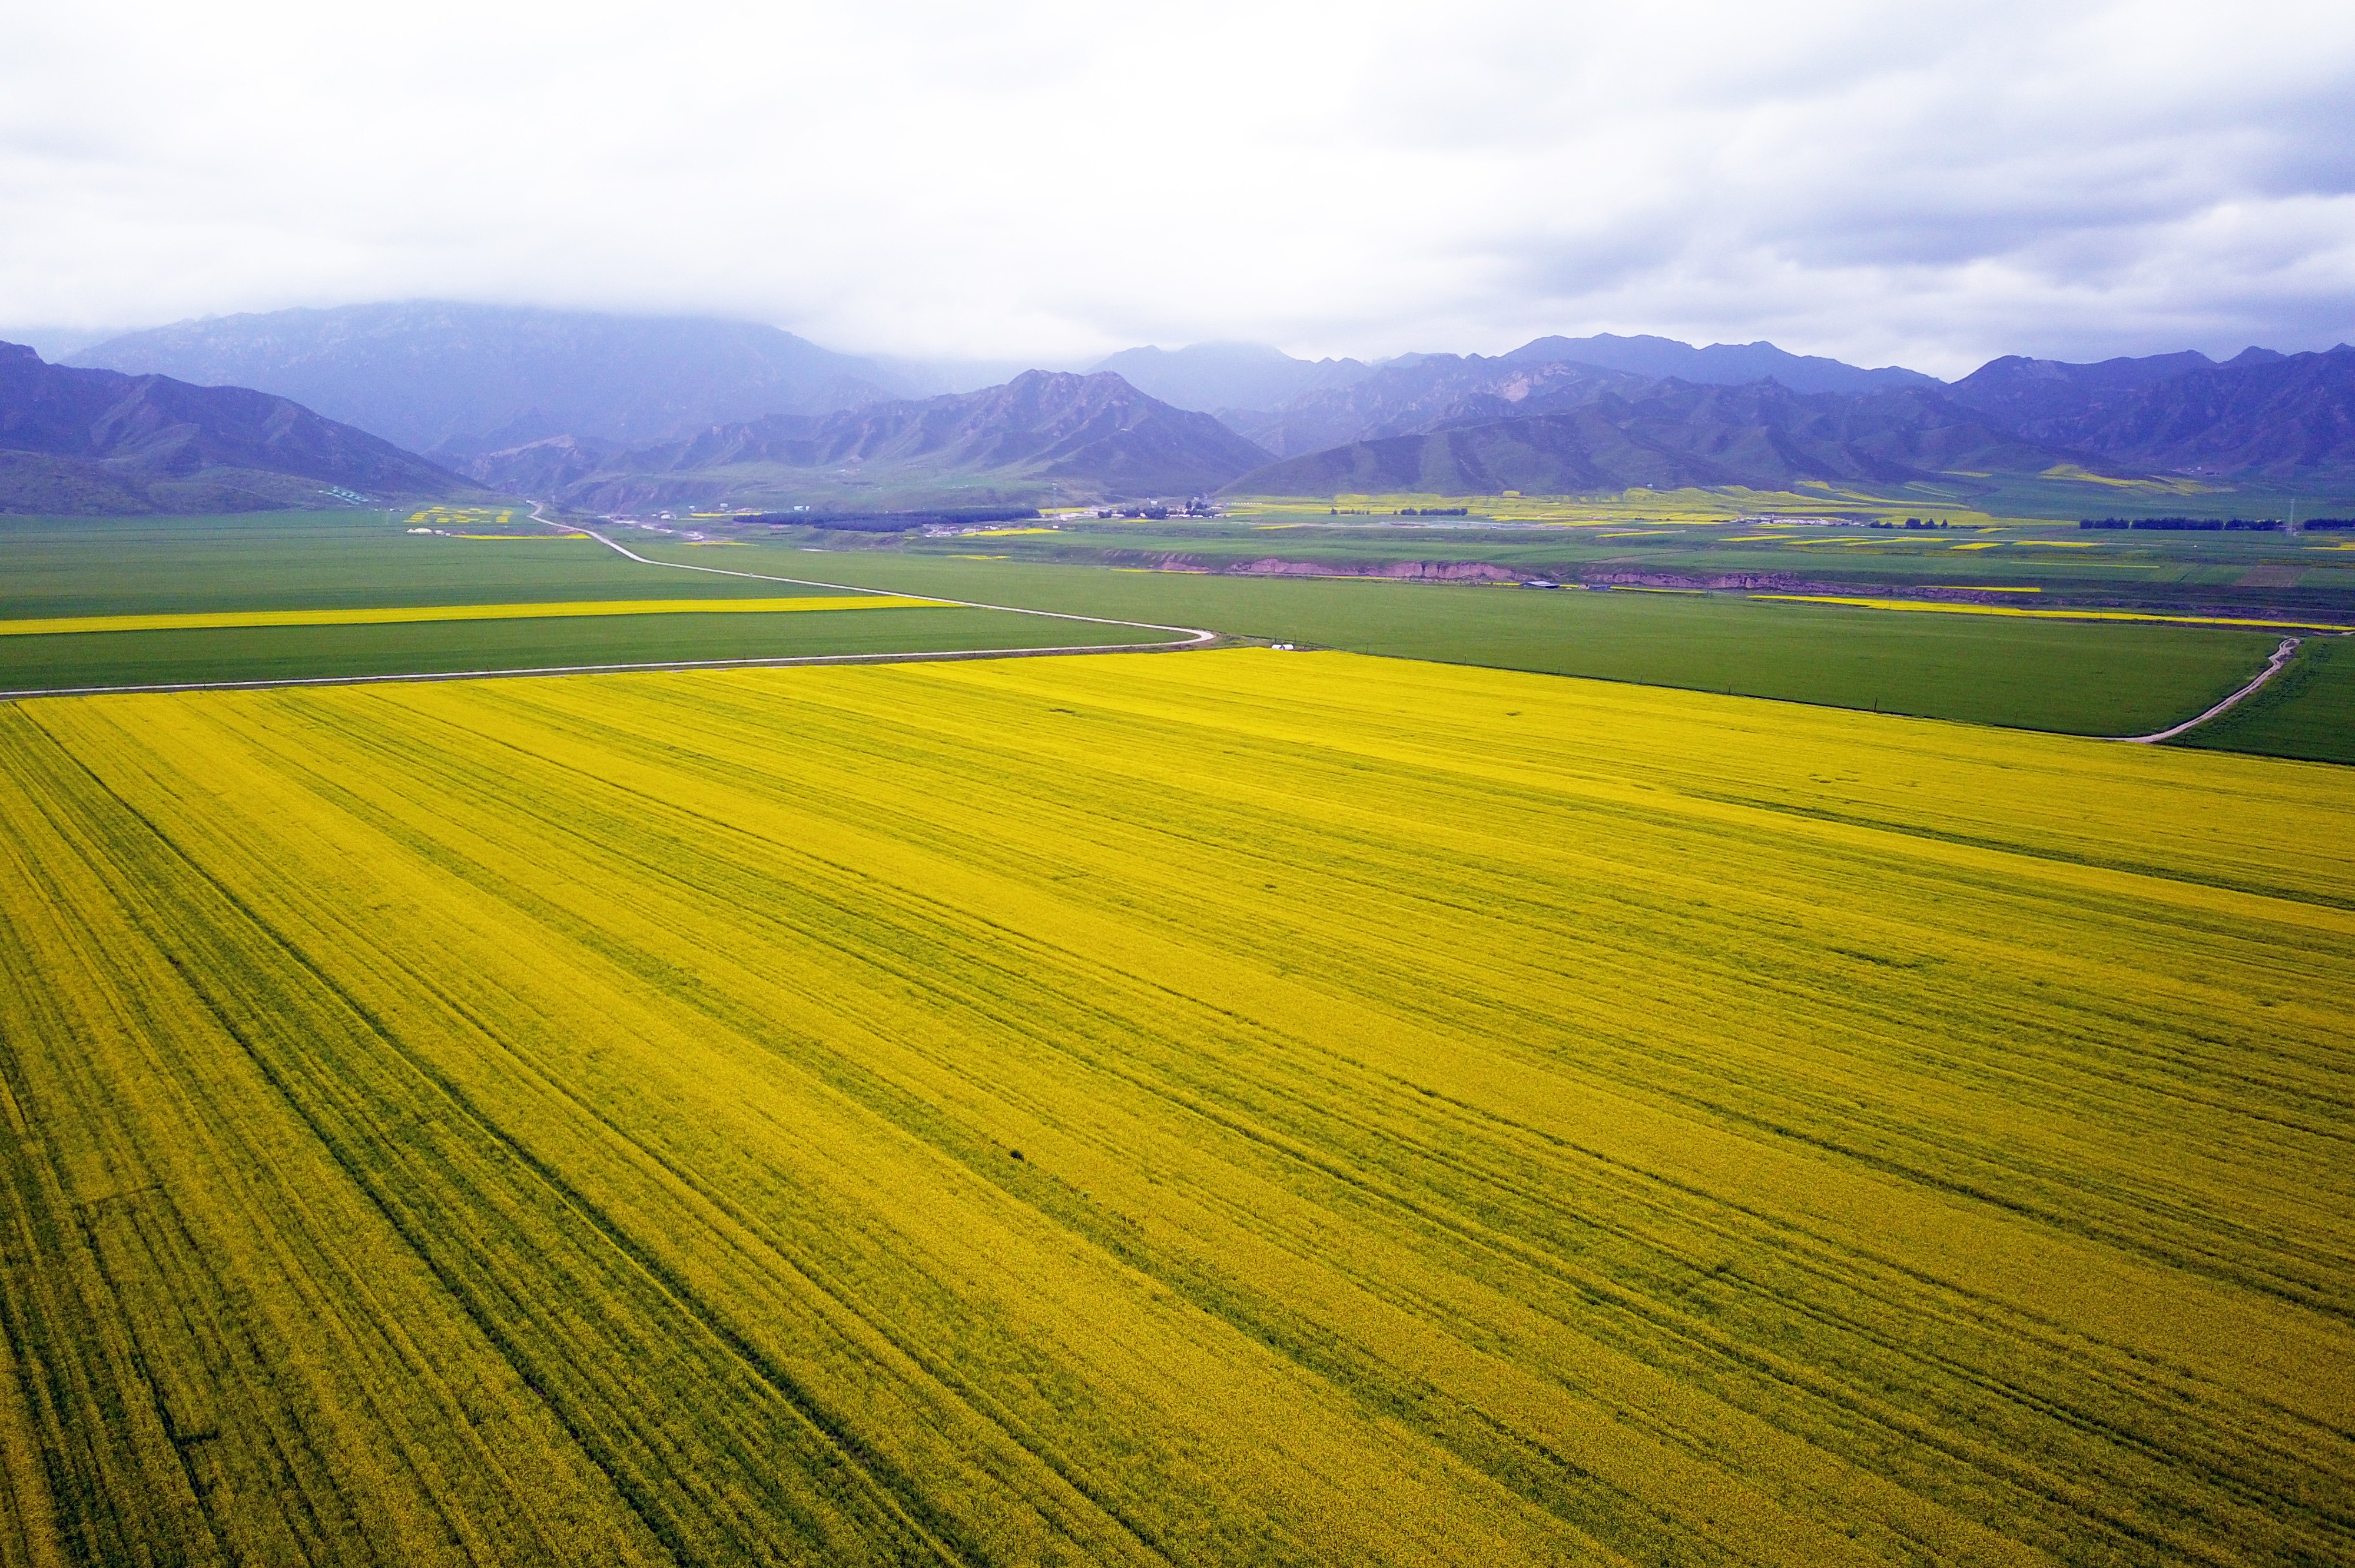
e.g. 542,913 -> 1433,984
1219,470 -> 2355,524
0,511 -> 829,617
649,544 -> 2281,737
0,513 -> 1166,692
884,513 -> 2355,619
2180,636 -> 2355,765
0,608 -> 1147,694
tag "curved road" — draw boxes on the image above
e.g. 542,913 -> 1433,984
545,504 -> 1219,653
0,509 -> 1223,700
2115,636 -> 2303,744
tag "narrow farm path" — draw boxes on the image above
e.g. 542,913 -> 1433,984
2118,635 -> 2303,744
536,500 -> 1220,652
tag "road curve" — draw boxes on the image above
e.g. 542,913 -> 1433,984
2115,636 -> 2303,744
0,510 -> 1227,701
543,503 -> 1220,650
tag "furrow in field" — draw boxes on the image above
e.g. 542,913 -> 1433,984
4,649 -> 2350,1567
138,664 -> 2346,1554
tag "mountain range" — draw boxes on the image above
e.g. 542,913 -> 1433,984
1229,347 -> 2355,494
1499,334 -> 1941,396
1946,348 -> 2354,476
0,343 -> 475,513
1232,381 -> 2104,497
22,302 -> 2355,514
69,307 -> 1955,452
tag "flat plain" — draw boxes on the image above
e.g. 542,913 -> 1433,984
640,543 -> 2283,736
0,514 -> 1154,691
887,504 -> 2355,622
0,512 -> 804,617
4,648 -> 2349,1566
4,511 -> 2315,745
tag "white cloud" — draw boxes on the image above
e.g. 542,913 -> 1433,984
2,0 -> 2350,374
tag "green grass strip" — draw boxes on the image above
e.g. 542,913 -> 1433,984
0,596 -> 941,637
1753,594 -> 2353,631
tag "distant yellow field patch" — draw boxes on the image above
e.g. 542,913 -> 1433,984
1723,534 -> 1782,543
0,596 -> 941,638
1753,594 -> 2346,630
1961,539 -> 2102,549
2037,464 -> 2213,494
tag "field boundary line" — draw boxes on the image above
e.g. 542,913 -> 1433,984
2116,636 -> 2303,744
0,639 -> 1208,702
1750,593 -> 2355,633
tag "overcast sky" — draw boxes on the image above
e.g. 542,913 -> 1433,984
3,0 -> 2351,376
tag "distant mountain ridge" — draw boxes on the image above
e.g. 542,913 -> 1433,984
1945,349 -> 2231,429
459,371 -> 1271,511
1227,381 -> 2108,497
1948,347 -> 2355,476
1209,335 -> 1945,457
0,342 -> 476,513
1226,338 -> 2355,487
71,303 -> 914,454
47,300 -> 2355,511
1221,358 -> 1659,457
1500,334 -> 1942,395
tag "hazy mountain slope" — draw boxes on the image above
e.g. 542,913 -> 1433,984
1089,344 -> 1371,413
445,434 -> 627,497
1500,334 -> 1941,394
0,342 -> 477,513
1952,347 -> 2355,476
1222,357 -> 1655,456
72,303 -> 907,454
462,371 -> 1271,509
1220,336 -> 1940,456
1227,380 -> 2095,496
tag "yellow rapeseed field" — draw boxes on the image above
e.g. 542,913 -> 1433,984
1,649 -> 2350,1565
0,595 -> 937,638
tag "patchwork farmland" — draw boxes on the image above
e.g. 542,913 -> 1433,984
2,649 -> 2350,1565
